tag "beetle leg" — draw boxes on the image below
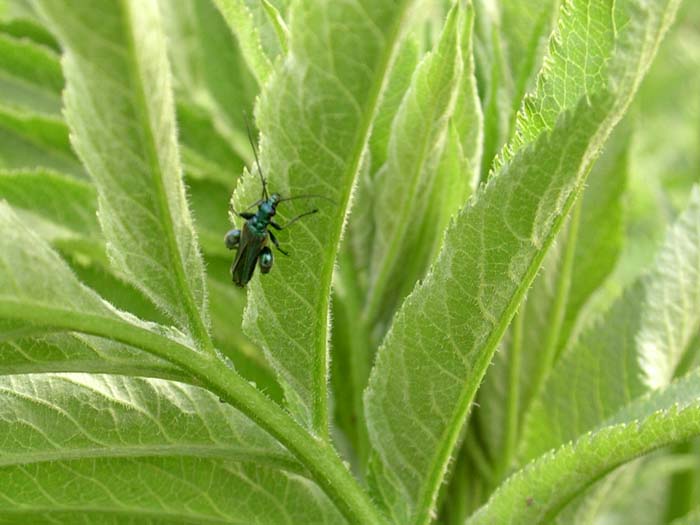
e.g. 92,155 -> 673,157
269,231 -> 289,256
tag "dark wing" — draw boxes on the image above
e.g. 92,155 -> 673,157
231,223 -> 267,287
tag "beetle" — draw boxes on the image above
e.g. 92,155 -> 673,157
224,123 -> 320,287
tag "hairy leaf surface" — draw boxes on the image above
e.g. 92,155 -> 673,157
0,334 -> 184,381
161,0 -> 257,162
468,370 -> 700,525
0,457 -> 342,524
365,1 -> 682,522
239,0 -> 418,433
0,373 -> 291,468
213,0 -> 276,85
0,373 -> 341,524
366,97 -> 611,525
36,0 -> 210,342
366,5 -> 463,323
519,188 -> 700,463
475,130 -> 628,474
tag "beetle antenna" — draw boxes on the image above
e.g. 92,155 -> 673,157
244,112 -> 268,200
278,194 -> 336,205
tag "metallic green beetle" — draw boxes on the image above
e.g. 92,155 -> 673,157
225,125 -> 319,287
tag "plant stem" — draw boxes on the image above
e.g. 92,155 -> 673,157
0,303 -> 389,525
197,357 -> 386,525
497,305 -> 524,482
527,198 -> 582,412
464,429 -> 494,486
336,246 -> 373,467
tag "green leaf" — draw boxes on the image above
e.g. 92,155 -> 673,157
365,0 -> 681,521
0,169 -> 98,242
0,458 -> 344,524
160,0 -> 257,162
0,200 -> 199,384
0,333 -> 186,381
0,373 -> 292,469
558,131 -> 628,349
425,2 -> 483,269
671,506 -> 700,525
639,189 -> 700,389
365,96 -> 612,525
467,370 -> 700,525
0,32 -> 62,116
472,0 -> 512,180
499,0 -> 560,117
519,187 -> 700,464
212,0 -> 275,85
553,455 -> 668,525
368,37 -> 420,180
448,2 -> 483,194
239,0 -> 419,434
365,4 -> 464,323
0,201 -> 121,324
260,0 -> 289,54
67,254 -> 172,320
176,101 -> 245,186
0,198 -> 193,379
0,199 -> 198,374
36,0 -> 211,344
0,169 -> 181,325
475,129 -> 629,476
0,107 -> 83,177
0,17 -> 60,51
0,373 -> 346,524
345,36 -> 420,298
504,0 -> 681,164
0,0 -> 39,23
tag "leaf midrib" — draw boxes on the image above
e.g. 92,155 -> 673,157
0,298 -> 200,371
526,198 -> 582,414
409,0 -> 683,517
0,507 -> 239,524
0,445 -> 302,474
0,359 -> 190,383
309,0 -> 417,437
365,39 -> 460,323
468,405 -> 700,524
120,0 -> 211,349
0,298 -> 388,524
410,121 -> 608,525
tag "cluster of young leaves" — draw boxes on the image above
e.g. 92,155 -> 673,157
0,0 -> 698,523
